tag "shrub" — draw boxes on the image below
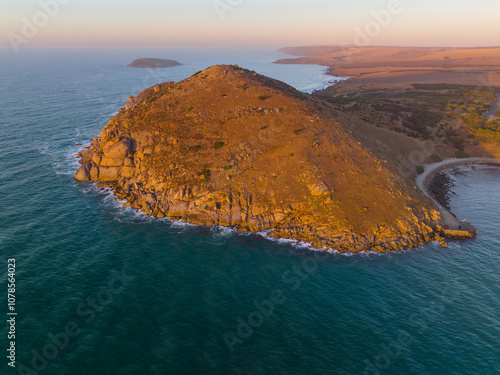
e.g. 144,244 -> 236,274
455,150 -> 470,159
198,164 -> 211,182
416,166 -> 425,175
430,154 -> 442,163
214,141 -> 225,150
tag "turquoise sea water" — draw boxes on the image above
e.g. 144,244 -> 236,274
0,49 -> 499,375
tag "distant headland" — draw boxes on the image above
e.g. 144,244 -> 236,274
276,45 -> 500,88
128,58 -> 182,68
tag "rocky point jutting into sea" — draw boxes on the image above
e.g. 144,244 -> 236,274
75,65 -> 442,253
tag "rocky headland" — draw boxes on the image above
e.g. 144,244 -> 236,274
75,65 -> 442,253
128,58 -> 182,68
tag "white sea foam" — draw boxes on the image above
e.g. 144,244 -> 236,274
74,180 -> 439,256
255,230 -> 339,254
53,143 -> 90,175
73,175 -> 434,257
169,219 -> 198,228
211,226 -> 237,238
299,76 -> 349,94
38,144 -> 50,155
255,229 -> 436,257
447,242 -> 461,251
89,186 -> 156,223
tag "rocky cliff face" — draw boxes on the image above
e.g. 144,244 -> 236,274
75,65 -> 441,252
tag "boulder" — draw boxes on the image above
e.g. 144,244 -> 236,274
92,154 -> 102,166
168,202 -> 189,217
90,165 -> 99,180
124,157 -> 134,167
103,139 -> 132,159
100,156 -> 124,167
75,164 -> 91,181
141,202 -> 152,213
120,166 -> 135,178
308,181 -> 330,196
145,193 -> 157,205
99,167 -> 121,181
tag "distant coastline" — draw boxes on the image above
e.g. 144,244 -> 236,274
274,45 -> 500,88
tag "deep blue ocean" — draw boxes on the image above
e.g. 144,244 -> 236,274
0,48 -> 499,375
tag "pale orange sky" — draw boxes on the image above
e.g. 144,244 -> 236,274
1,0 -> 499,50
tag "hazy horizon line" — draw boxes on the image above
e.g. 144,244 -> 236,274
2,43 -> 500,51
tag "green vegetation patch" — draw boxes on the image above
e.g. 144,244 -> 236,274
213,141 -> 225,150
198,164 -> 211,182
455,150 -> 470,159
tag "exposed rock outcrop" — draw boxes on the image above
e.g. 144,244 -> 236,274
75,65 -> 441,253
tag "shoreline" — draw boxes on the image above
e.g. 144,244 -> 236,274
416,157 -> 500,230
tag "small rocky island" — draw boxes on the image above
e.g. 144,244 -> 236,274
75,65 -> 442,253
128,58 -> 182,68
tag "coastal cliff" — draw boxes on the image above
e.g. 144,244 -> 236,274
75,65 -> 441,252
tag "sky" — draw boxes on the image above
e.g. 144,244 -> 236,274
1,0 -> 499,50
